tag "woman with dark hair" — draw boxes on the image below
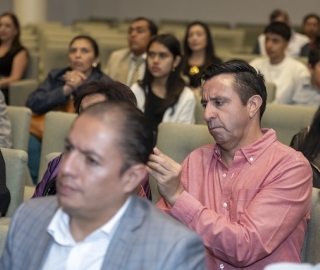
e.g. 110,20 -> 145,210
131,34 -> 196,132
291,106 -> 320,188
27,35 -> 110,115
301,13 -> 320,50
26,35 -> 110,184
0,12 -> 28,104
182,21 -> 222,89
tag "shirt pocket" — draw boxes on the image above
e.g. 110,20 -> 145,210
230,188 -> 261,222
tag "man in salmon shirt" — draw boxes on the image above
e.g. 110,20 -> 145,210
148,60 -> 313,269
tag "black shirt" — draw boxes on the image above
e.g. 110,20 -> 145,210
144,88 -> 165,132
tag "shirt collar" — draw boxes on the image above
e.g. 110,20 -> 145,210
213,128 -> 277,165
47,196 -> 132,246
130,52 -> 147,61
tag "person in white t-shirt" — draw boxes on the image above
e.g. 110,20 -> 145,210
253,9 -> 310,58
250,22 -> 310,102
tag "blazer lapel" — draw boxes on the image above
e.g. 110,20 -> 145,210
118,51 -> 131,84
101,196 -> 146,269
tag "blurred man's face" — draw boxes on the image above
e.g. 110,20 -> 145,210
57,114 -> 128,217
303,17 -> 320,38
128,20 -> 152,56
265,32 -> 288,62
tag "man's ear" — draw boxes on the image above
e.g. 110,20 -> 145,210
247,95 -> 262,119
121,164 -> 147,194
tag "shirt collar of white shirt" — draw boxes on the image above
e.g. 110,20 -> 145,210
47,195 -> 132,246
130,52 -> 147,61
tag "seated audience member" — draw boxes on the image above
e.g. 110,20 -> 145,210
26,35 -> 110,184
250,22 -> 310,102
0,12 -> 28,104
148,60 -> 313,269
290,106 -> 320,188
0,102 -> 205,270
0,150 -> 10,217
0,91 -> 11,148
181,21 -> 222,89
32,79 -> 152,200
253,9 -> 310,58
265,263 -> 320,270
301,13 -> 320,50
131,34 -> 196,132
104,17 -> 158,86
276,49 -> 320,105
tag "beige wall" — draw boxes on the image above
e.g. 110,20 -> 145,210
3,0 -> 320,26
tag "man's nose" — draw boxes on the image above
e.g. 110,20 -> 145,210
203,104 -> 217,122
60,151 -> 78,176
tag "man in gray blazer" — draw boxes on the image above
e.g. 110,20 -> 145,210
0,102 -> 205,270
104,17 -> 158,86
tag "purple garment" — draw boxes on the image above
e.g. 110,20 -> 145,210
32,154 -> 152,201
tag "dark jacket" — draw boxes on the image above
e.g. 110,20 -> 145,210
290,127 -> 320,188
26,67 -> 110,114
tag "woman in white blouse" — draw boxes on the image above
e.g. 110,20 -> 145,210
131,34 -> 196,132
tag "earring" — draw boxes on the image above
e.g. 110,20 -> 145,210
92,62 -> 97,68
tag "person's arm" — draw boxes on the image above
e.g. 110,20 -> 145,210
26,69 -> 85,114
32,155 -> 61,198
0,49 -> 28,89
0,92 -> 11,148
0,150 -> 10,216
300,43 -> 311,57
152,149 -> 312,267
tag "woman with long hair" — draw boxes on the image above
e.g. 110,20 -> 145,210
182,21 -> 222,89
131,34 -> 196,132
0,12 -> 28,104
291,106 -> 320,188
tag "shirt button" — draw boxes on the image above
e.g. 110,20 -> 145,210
249,157 -> 254,162
222,202 -> 227,208
220,264 -> 225,269
222,173 -> 226,177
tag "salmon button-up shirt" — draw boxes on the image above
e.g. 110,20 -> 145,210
157,129 -> 312,270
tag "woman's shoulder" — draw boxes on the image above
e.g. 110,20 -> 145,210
179,86 -> 196,102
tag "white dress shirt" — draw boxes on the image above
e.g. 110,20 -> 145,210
42,196 -> 132,270
126,53 -> 146,86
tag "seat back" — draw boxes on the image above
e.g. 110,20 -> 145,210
261,104 -> 317,145
265,82 -> 276,103
9,79 -> 39,107
6,106 -> 32,152
24,52 -> 39,80
2,148 -> 27,217
151,122 -> 214,203
38,112 -> 77,182
301,188 -> 320,263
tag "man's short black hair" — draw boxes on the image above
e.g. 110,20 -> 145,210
303,13 -> 320,25
201,60 -> 267,119
308,49 -> 320,68
81,101 -> 154,175
264,22 -> 291,41
74,79 -> 137,114
131,17 -> 158,36
270,9 -> 289,23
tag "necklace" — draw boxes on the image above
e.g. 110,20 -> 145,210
189,65 -> 200,75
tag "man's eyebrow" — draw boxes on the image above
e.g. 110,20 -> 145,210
64,137 -> 103,160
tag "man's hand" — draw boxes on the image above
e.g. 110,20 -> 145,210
147,148 -> 184,206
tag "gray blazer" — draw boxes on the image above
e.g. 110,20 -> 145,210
103,48 -> 131,84
0,196 -> 205,270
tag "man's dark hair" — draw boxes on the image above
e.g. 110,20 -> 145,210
270,9 -> 289,23
308,49 -> 320,68
201,60 -> 267,119
74,79 -> 137,114
81,102 -> 154,174
131,17 -> 158,36
264,22 -> 291,41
